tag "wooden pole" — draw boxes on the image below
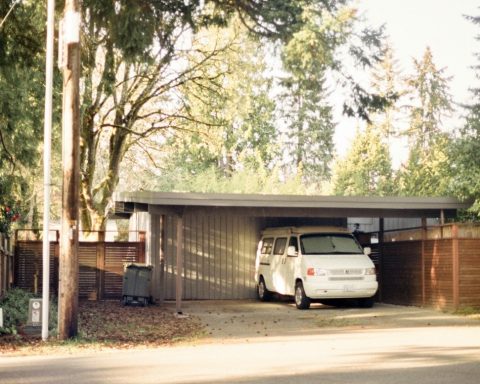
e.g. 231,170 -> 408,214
58,0 -> 81,340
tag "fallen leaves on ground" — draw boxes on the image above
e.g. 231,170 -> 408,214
0,301 -> 204,355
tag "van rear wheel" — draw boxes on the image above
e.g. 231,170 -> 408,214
358,297 -> 375,308
257,277 -> 271,302
294,281 -> 310,310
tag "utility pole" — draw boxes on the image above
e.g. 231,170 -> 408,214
58,0 -> 81,340
42,0 -> 55,342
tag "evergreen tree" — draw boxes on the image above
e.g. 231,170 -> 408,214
450,15 -> 480,217
333,124 -> 394,196
369,44 -> 402,138
397,47 -> 454,196
278,5 -> 342,185
404,47 -> 453,150
0,1 -> 61,229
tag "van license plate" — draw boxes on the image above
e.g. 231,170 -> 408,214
343,285 -> 354,292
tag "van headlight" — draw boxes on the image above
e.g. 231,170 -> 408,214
307,268 -> 328,276
364,268 -> 376,275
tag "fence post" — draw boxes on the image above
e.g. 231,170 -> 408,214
96,231 -> 105,300
378,218 -> 384,302
452,224 -> 460,310
138,231 -> 146,263
421,217 -> 427,307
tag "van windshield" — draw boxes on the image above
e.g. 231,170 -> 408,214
300,234 -> 363,255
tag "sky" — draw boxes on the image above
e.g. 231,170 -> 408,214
334,0 -> 480,164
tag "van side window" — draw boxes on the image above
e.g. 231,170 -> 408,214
273,237 -> 288,255
261,237 -> 274,254
289,236 -> 299,252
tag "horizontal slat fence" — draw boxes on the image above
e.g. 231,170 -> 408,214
14,234 -> 145,300
459,239 -> 480,308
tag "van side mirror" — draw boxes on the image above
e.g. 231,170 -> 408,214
287,246 -> 298,257
363,247 -> 372,256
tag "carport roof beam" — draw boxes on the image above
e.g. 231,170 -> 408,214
112,192 -> 470,219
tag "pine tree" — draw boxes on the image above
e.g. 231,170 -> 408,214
397,47 -> 454,197
450,15 -> 480,217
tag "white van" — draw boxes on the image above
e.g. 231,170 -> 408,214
255,226 -> 378,309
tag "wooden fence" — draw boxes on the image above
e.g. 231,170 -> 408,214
368,224 -> 480,310
14,231 -> 145,300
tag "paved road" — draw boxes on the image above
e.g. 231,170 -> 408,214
1,302 -> 480,384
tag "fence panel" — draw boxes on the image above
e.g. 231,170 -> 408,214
14,238 -> 145,300
459,239 -> 480,308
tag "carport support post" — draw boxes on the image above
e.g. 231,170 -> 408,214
421,217 -> 427,307
452,224 -> 460,310
378,218 -> 384,302
149,213 -> 161,303
176,214 -> 184,314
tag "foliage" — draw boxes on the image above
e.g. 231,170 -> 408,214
162,20 -> 278,178
154,163 -> 321,195
78,0 -> 320,231
332,124 -> 394,196
397,134 -> 452,196
448,14 -> 480,218
279,19 -> 336,183
369,44 -> 403,138
0,205 -> 20,234
403,47 -> 453,150
0,288 -> 57,336
0,1 -> 63,228
395,47 -> 454,197
450,104 -> 480,217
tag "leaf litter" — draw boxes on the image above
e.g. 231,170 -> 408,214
0,300 -> 204,355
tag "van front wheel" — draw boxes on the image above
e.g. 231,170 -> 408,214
295,282 -> 310,310
257,277 -> 271,302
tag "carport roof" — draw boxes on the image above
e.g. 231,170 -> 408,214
113,191 -> 470,219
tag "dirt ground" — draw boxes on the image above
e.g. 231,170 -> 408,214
175,299 -> 480,343
2,298 -> 479,356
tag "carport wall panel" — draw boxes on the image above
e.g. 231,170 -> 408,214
163,215 -> 262,300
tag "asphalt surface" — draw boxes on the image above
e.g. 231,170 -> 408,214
1,301 -> 480,384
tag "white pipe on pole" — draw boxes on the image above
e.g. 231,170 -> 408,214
42,0 -> 55,341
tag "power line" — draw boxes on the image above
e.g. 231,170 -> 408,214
0,0 -> 21,30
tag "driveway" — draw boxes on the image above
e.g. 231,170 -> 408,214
1,300 -> 480,384
180,300 -> 479,342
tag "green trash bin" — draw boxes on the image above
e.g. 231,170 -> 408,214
122,263 -> 153,306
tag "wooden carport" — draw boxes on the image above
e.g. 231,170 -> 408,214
113,192 -> 470,313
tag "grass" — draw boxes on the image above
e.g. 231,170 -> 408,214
0,300 -> 204,355
454,306 -> 480,317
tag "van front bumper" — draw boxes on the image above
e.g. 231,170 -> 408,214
303,280 -> 378,299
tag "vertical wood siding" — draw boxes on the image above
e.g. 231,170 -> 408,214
163,214 -> 262,300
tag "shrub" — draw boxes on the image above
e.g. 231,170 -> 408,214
0,288 -> 58,336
